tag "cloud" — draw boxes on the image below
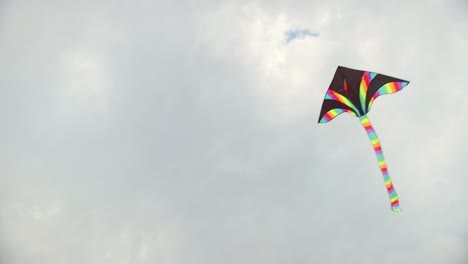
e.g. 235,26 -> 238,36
0,0 -> 467,264
285,28 -> 320,43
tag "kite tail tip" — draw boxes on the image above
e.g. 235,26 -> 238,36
391,205 -> 402,213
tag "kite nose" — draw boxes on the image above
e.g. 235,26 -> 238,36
391,206 -> 402,213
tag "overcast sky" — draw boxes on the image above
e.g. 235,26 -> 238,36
1,0 -> 467,263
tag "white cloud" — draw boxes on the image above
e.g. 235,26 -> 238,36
54,50 -> 112,116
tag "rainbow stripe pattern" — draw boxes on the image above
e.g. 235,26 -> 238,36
360,71 -> 377,111
359,115 -> 401,212
367,81 -> 409,112
319,108 -> 357,123
324,89 -> 360,115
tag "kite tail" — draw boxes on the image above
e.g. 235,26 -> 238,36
359,115 -> 401,213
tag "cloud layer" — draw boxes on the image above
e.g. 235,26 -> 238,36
1,0 -> 467,263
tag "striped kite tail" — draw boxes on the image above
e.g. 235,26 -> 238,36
359,115 -> 401,212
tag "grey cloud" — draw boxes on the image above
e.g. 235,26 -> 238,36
0,0 -> 467,263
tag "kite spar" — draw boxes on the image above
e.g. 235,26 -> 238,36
318,66 -> 410,212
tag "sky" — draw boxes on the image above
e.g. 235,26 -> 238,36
1,0 -> 468,263
285,28 -> 319,43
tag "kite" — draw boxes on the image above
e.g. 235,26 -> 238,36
318,66 -> 410,212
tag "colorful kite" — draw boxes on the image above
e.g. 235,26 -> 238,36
318,66 -> 410,212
